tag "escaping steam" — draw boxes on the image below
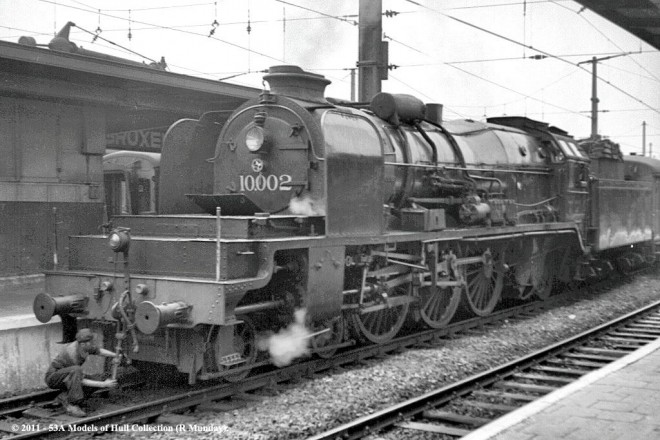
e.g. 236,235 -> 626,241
258,308 -> 311,367
289,195 -> 326,216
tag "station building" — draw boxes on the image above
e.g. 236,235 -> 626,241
0,25 -> 257,279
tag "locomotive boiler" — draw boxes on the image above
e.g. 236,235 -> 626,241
33,66 -> 656,383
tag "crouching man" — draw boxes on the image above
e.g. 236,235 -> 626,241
45,328 -> 118,417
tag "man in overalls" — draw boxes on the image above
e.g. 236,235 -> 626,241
45,328 -> 118,417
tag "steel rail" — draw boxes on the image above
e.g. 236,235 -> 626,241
1,270 -> 653,439
307,299 -> 660,440
0,298 -> 553,439
0,390 -> 59,418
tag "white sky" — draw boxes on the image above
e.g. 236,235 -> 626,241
2,0 -> 659,155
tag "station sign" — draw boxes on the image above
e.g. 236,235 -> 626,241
106,126 -> 168,152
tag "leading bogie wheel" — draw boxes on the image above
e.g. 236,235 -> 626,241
311,317 -> 345,358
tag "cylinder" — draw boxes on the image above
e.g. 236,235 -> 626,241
135,301 -> 190,335
459,202 -> 491,224
33,293 -> 86,323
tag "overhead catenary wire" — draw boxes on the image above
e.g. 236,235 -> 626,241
8,1 -> 658,123
402,0 -> 660,116
4,13 -> 360,42
384,33 -> 588,119
74,22 -> 159,64
444,0 -> 571,11
388,73 -> 470,119
30,0 -> 357,87
36,0 -> 287,65
272,0 -> 358,26
69,0 -> 215,13
550,0 -> 660,84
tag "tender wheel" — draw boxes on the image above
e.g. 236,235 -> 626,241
530,263 -> 554,300
419,285 -> 462,329
518,255 -> 553,301
459,248 -> 504,316
350,290 -> 410,344
213,315 -> 257,382
311,317 -> 345,358
512,237 -> 558,301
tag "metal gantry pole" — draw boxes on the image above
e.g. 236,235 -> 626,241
578,52 -> 633,140
643,121 -> 647,156
358,0 -> 382,102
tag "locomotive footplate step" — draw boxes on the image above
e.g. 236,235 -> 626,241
217,352 -> 245,367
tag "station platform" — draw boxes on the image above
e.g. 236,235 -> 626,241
0,274 -> 44,324
465,336 -> 660,440
0,276 -> 64,393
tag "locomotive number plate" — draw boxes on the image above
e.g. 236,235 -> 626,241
239,174 -> 293,191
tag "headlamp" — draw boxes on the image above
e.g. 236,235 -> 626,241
108,229 -> 131,253
245,126 -> 265,152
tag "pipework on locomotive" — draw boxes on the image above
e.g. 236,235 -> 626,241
33,66 -> 657,383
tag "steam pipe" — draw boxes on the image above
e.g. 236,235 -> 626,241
234,299 -> 286,315
414,122 -> 438,164
216,207 -> 222,282
423,119 -> 467,168
468,173 -> 505,193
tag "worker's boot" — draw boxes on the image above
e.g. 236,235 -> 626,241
64,404 -> 86,417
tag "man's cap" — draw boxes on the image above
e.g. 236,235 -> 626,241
75,328 -> 95,343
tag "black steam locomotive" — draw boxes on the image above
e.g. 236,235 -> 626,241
34,66 -> 657,383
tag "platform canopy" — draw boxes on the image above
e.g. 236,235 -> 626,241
0,39 -> 259,142
574,0 -> 660,50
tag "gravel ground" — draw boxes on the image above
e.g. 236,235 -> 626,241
66,270 -> 660,440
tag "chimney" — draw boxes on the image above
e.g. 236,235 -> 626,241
263,65 -> 331,103
426,103 -> 443,125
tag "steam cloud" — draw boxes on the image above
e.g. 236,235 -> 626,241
258,308 -> 311,367
289,195 -> 326,216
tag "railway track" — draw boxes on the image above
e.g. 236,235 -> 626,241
0,274 -> 651,439
0,295 -> 562,439
307,299 -> 660,440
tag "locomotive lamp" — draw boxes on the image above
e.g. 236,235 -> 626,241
108,228 -> 131,253
245,126 -> 266,152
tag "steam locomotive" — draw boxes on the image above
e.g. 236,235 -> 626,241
33,66 -> 657,383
